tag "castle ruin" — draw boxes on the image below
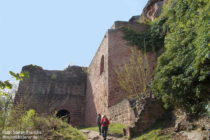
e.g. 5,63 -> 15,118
15,0 -> 165,131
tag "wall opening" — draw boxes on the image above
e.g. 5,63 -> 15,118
56,109 -> 70,123
100,55 -> 105,75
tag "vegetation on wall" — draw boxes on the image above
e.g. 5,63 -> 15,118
151,0 -> 210,117
121,17 -> 166,52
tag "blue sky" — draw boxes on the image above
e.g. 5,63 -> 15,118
0,0 -> 148,81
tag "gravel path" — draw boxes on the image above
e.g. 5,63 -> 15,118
81,130 -> 128,140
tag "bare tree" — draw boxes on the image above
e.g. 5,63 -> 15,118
116,48 -> 151,99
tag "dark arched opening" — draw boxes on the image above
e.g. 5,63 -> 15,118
100,55 -> 104,75
56,109 -> 70,123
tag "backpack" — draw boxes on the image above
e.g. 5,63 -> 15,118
102,118 -> 108,125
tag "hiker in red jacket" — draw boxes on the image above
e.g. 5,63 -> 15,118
100,115 -> 110,140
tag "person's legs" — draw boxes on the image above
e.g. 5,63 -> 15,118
103,126 -> 108,140
101,127 -> 104,137
102,127 -> 105,139
98,124 -> 101,135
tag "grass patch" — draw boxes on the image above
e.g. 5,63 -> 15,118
133,128 -> 172,140
109,123 -> 126,136
133,112 -> 174,140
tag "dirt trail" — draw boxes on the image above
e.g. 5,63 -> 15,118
81,130 -> 128,140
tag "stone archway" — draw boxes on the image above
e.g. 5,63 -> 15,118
56,109 -> 70,124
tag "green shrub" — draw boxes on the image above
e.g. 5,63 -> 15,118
20,109 -> 36,128
151,0 -> 210,117
4,109 -> 86,140
121,0 -> 210,118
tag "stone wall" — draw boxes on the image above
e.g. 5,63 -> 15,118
85,21 -> 150,126
108,21 -> 157,107
85,33 -> 109,126
15,65 -> 87,126
85,21 -> 158,126
111,21 -> 149,30
108,99 -> 135,126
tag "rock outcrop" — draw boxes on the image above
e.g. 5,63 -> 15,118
108,97 -> 165,138
127,97 -> 165,137
138,0 -> 167,22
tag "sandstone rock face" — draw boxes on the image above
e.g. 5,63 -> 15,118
140,0 -> 168,22
174,130 -> 209,140
108,97 -> 165,138
173,110 -> 210,140
127,97 -> 165,137
15,65 -> 87,126
174,109 -> 188,132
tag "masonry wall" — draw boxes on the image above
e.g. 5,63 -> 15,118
107,22 -> 151,107
15,65 -> 87,126
85,21 -> 158,126
105,22 -> 159,126
85,34 -> 109,126
109,99 -> 135,125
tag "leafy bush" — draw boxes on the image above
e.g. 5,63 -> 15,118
151,0 -> 210,117
121,0 -> 210,117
